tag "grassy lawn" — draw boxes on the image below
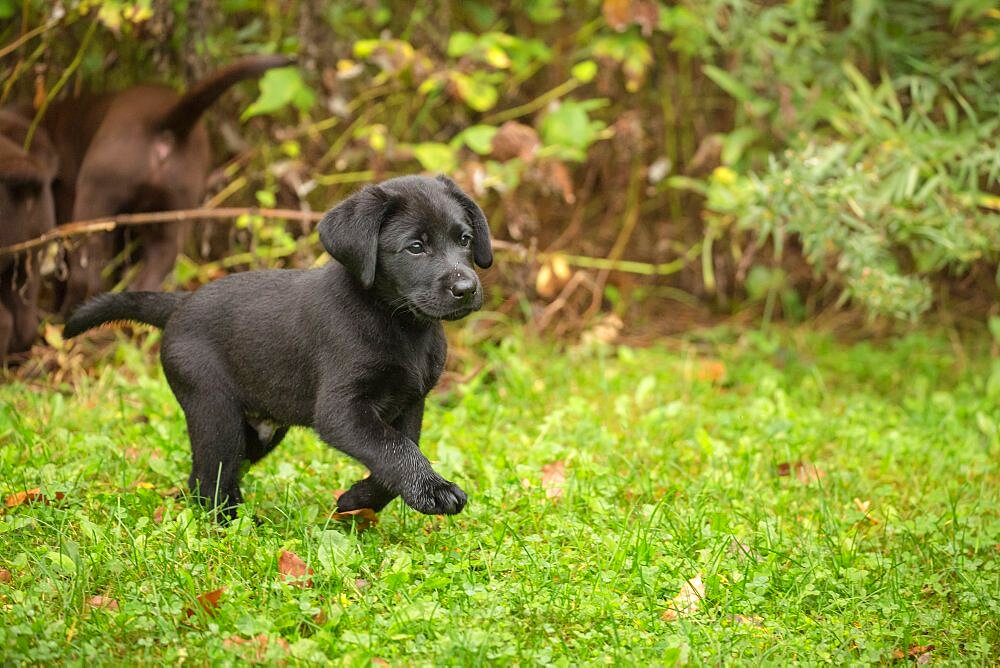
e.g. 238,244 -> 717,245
1,328 -> 998,664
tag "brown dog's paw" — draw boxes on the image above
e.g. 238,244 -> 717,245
402,476 -> 467,515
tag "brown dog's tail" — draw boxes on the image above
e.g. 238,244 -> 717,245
157,54 -> 296,139
64,292 -> 189,338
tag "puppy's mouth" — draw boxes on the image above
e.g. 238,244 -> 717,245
402,294 -> 482,322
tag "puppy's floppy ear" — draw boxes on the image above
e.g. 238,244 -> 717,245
436,174 -> 493,268
318,184 -> 398,289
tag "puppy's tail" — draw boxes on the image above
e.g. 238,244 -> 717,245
157,54 -> 296,139
64,292 -> 189,338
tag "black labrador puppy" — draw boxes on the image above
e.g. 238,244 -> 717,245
65,175 -> 492,520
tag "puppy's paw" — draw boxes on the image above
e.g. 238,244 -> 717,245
402,475 -> 467,515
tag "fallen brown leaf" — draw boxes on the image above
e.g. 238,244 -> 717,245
4,488 -> 65,508
795,462 -> 826,484
332,489 -> 347,500
541,460 -> 567,500
0,569 -> 11,583
661,573 -> 704,621
776,461 -> 827,484
893,644 -> 935,662
152,506 -> 165,524
278,550 -> 314,588
122,447 -> 144,461
186,587 -> 225,618
86,595 -> 119,611
372,658 -> 390,667
330,507 -> 379,532
695,360 -> 727,383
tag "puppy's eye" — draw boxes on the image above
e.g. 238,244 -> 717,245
459,233 -> 473,248
406,241 -> 426,254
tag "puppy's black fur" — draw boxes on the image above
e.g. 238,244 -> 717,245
65,175 -> 492,520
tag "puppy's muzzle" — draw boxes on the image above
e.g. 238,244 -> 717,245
449,277 -> 477,302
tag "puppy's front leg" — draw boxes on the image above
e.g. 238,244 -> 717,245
316,396 -> 466,515
336,399 -> 425,513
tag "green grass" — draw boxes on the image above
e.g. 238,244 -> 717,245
1,328 -> 999,665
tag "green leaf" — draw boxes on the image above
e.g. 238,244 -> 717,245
412,143 -> 458,173
255,190 -> 276,208
353,39 -> 380,58
242,66 -> 314,119
988,316 -> 1000,343
539,101 -> 606,160
455,125 -> 498,155
449,72 -> 499,112
703,65 -> 756,103
525,0 -> 562,23
447,32 -> 478,58
46,551 -> 76,575
0,0 -> 17,19
571,60 -> 598,84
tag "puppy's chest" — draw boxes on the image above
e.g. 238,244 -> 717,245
370,343 -> 445,410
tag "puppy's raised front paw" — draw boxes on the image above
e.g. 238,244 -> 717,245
402,475 -> 467,515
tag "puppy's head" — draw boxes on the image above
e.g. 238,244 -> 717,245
318,175 -> 492,321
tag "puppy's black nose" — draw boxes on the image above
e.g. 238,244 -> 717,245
450,278 -> 476,300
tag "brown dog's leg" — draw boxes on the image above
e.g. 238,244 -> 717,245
61,178 -> 130,313
8,267 -> 41,353
61,236 -> 110,315
129,222 -> 182,292
0,295 -> 14,360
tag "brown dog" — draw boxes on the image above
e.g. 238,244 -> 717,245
32,54 -> 294,312
0,110 -> 58,362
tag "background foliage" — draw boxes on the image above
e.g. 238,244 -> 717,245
2,0 -> 999,331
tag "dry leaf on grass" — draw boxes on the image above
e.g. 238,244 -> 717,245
278,550 -> 314,588
776,461 -> 827,484
893,645 -> 934,663
86,595 -> 119,611
732,614 -> 763,626
185,587 -> 224,618
0,569 -> 12,583
330,508 -> 379,532
224,634 -> 289,661
541,460 -> 567,500
695,360 -> 727,383
4,488 -> 65,508
152,506 -> 165,524
661,573 -> 705,621
122,447 -> 144,461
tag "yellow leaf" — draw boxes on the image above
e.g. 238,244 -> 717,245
45,324 -> 64,350
661,573 -> 704,621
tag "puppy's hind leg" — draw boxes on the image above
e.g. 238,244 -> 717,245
162,350 -> 250,522
178,391 -> 250,522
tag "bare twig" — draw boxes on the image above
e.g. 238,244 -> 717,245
0,18 -> 58,60
1,207 -> 701,280
0,207 -> 325,257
